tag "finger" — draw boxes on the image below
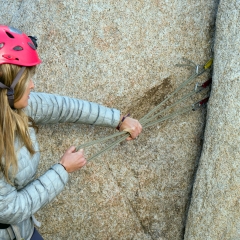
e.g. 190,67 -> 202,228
122,128 -> 135,139
129,129 -> 142,140
66,146 -> 76,153
77,149 -> 85,158
126,136 -> 133,141
122,129 -> 133,140
77,148 -> 84,153
128,130 -> 139,139
80,159 -> 87,167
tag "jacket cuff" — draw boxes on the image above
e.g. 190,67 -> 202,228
50,163 -> 69,185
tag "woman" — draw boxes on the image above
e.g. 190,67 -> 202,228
0,25 -> 142,240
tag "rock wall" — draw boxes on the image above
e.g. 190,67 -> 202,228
1,1 -> 218,239
184,1 -> 240,239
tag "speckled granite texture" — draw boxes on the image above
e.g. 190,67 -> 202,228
1,1 -> 218,239
184,1 -> 240,239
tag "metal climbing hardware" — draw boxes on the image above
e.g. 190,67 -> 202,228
192,97 -> 210,111
194,78 -> 212,93
204,58 -> 213,70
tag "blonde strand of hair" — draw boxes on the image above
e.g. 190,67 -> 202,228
0,64 -> 36,183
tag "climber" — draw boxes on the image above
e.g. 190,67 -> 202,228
0,25 -> 142,240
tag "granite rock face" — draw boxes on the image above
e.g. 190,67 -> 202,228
1,1 -> 218,239
184,1 -> 240,239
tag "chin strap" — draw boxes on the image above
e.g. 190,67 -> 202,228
0,67 -> 26,109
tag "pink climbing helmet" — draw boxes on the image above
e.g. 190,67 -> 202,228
0,25 -> 41,66
0,25 -> 42,108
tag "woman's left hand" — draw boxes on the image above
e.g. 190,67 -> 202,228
119,116 -> 142,140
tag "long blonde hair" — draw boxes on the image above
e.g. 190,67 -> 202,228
0,64 -> 36,183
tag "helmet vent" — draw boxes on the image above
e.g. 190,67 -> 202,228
5,31 -> 15,38
0,43 -> 4,49
13,46 -> 23,51
9,26 -> 22,35
28,42 -> 36,50
2,54 -> 19,61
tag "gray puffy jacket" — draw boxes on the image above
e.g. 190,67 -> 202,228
0,92 -> 120,240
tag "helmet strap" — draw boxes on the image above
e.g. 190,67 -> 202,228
0,67 -> 26,109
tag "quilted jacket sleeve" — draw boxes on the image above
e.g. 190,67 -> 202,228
26,92 -> 120,127
0,164 -> 68,224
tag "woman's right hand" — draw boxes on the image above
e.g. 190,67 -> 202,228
59,146 -> 86,173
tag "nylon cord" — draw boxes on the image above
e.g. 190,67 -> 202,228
76,70 -> 200,150
141,90 -> 196,126
76,60 -> 212,161
87,134 -> 128,162
76,131 -> 125,151
88,105 -> 193,162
